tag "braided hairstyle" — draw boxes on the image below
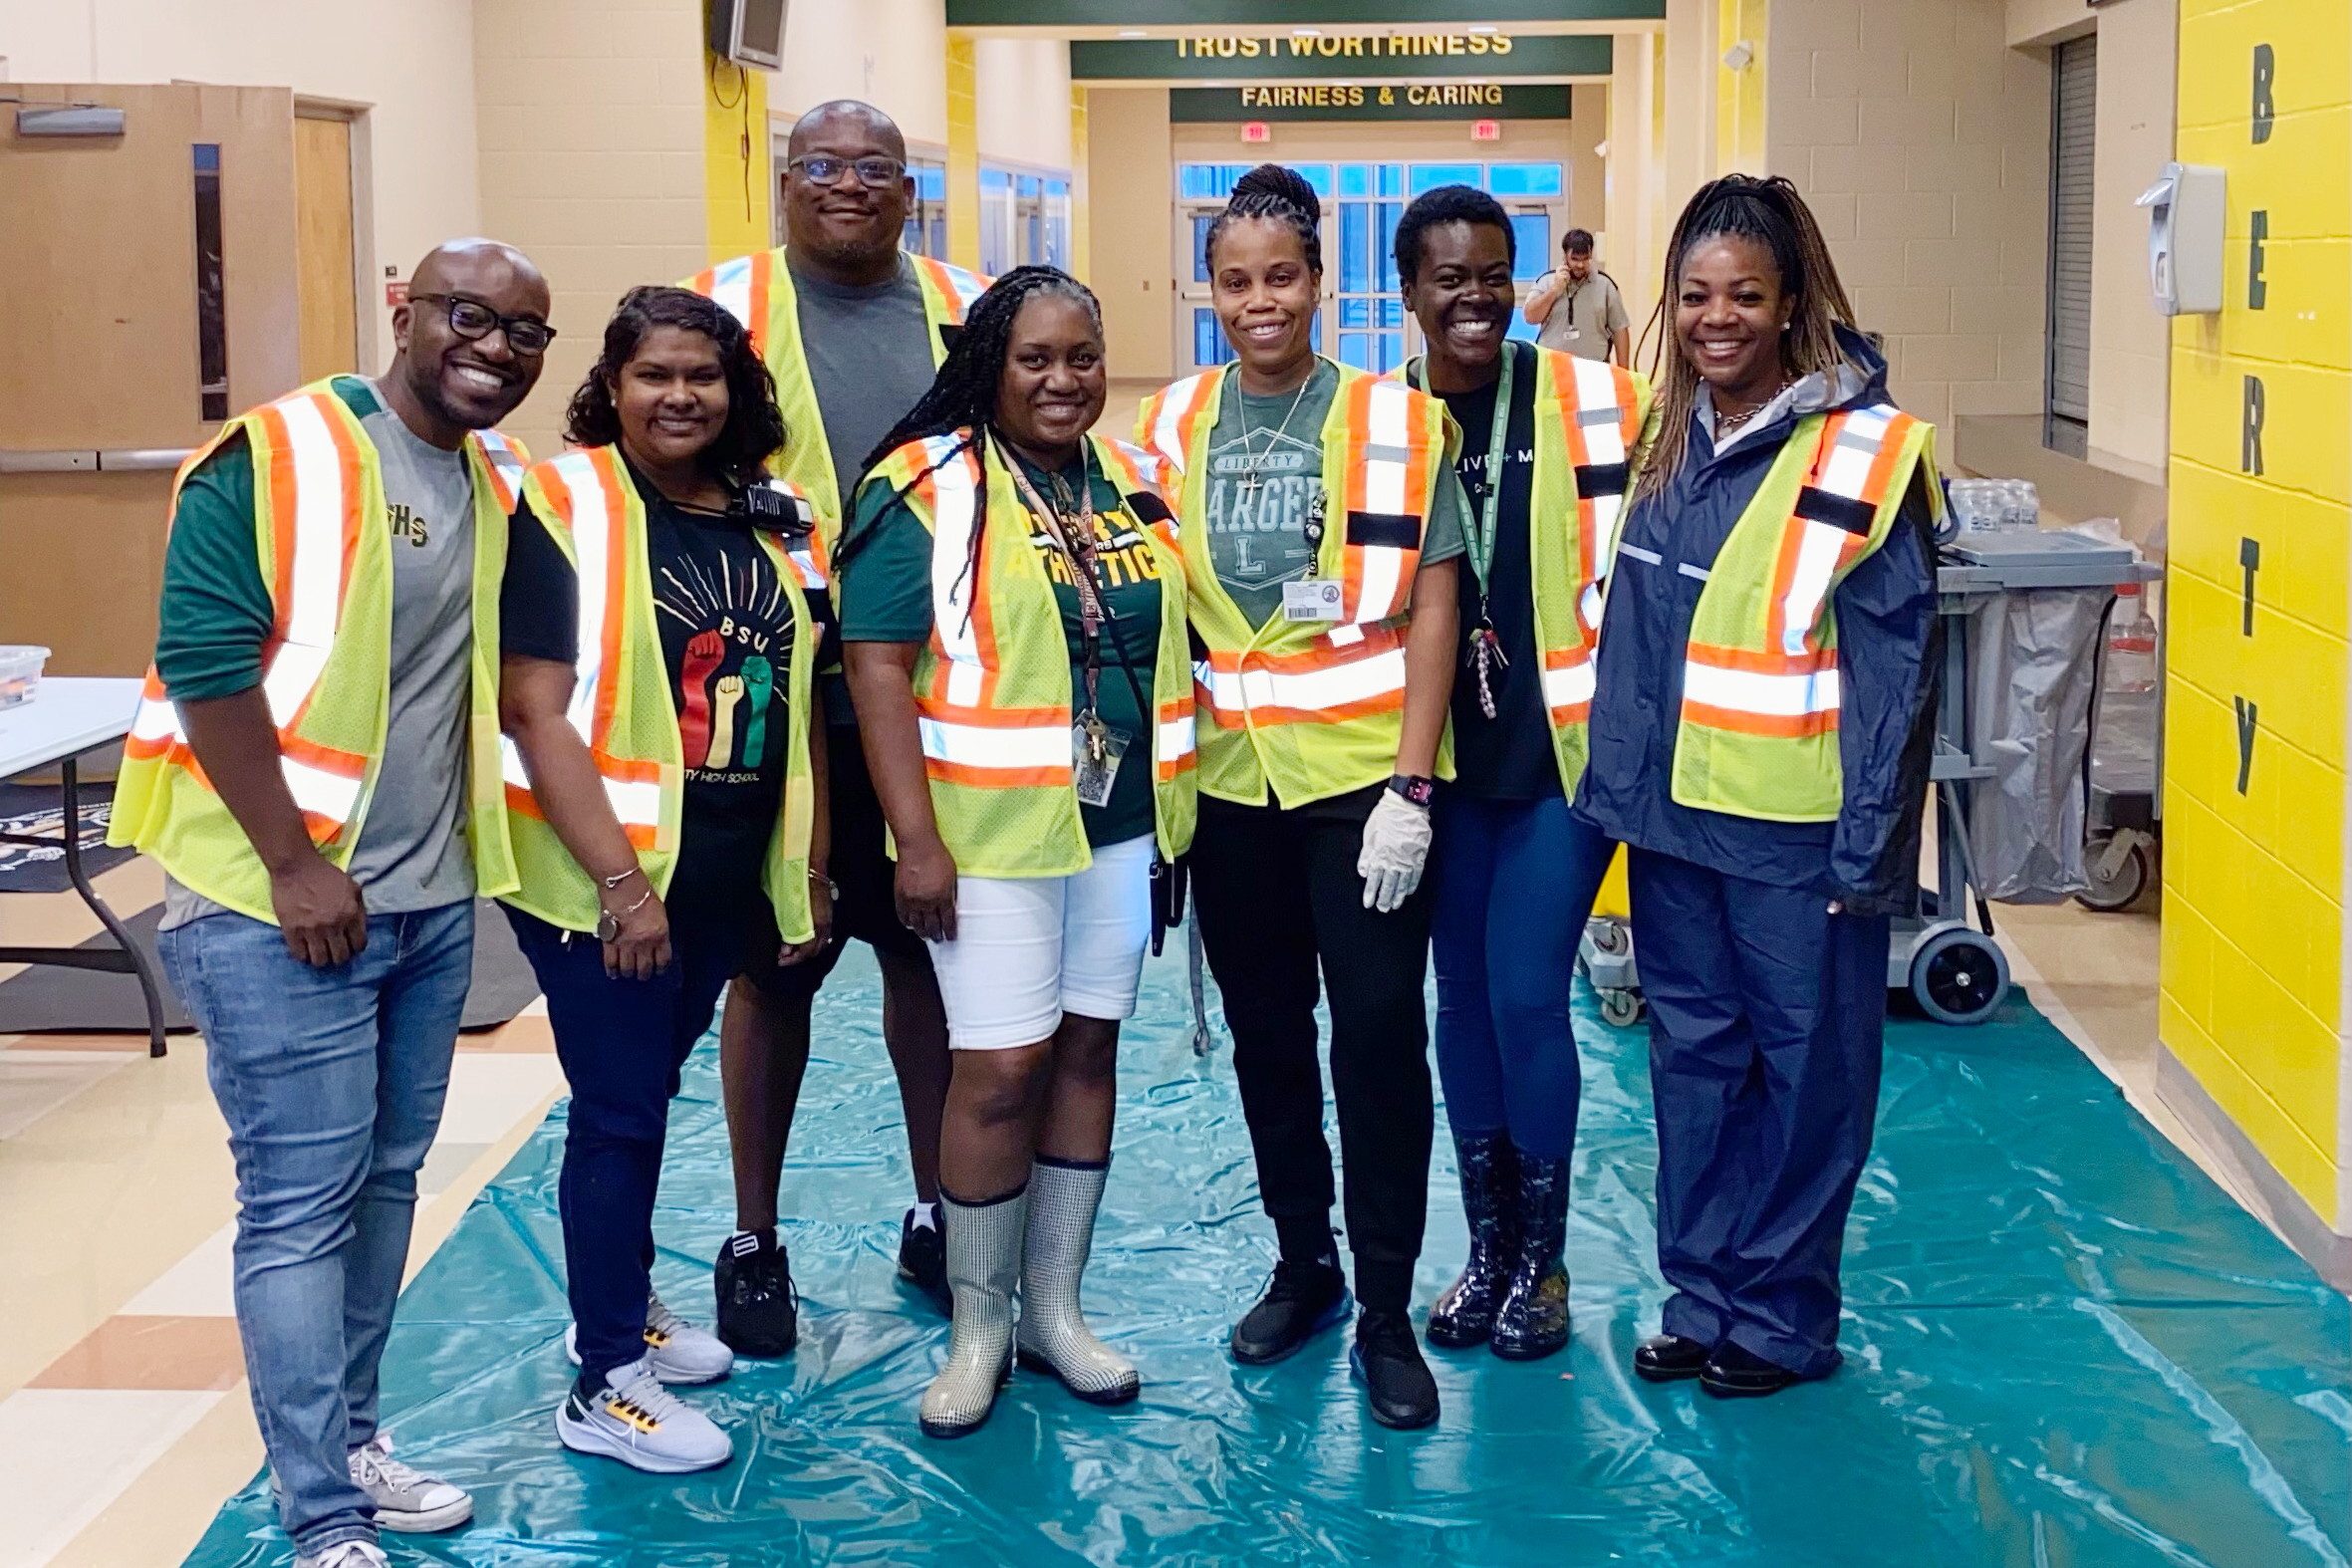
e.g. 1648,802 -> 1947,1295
1204,162 -> 1323,276
842,265 -> 1105,624
1631,174 -> 1857,506
565,285 -> 786,492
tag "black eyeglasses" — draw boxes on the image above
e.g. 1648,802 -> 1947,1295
409,291 -> 557,356
787,154 -> 907,188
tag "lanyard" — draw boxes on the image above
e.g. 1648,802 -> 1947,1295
1411,344 -> 1514,624
1007,455 -> 1110,722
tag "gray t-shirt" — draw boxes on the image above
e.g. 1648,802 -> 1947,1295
1538,270 -> 1631,361
164,385 -> 483,927
791,252 -> 938,519
1200,361 -> 1466,629
791,251 -> 941,724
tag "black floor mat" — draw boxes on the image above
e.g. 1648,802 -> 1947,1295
0,898 -> 540,1035
0,781 -> 135,894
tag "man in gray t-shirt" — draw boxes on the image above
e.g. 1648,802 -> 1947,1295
1525,229 -> 1631,364
136,241 -> 550,1560
687,99 -> 963,1352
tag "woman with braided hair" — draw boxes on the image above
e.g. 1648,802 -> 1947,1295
1135,163 -> 1467,1431
1577,175 -> 1942,1398
836,265 -> 1196,1438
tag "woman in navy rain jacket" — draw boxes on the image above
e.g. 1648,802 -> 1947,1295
1578,175 -> 1940,1399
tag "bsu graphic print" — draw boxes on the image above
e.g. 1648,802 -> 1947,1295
655,546 -> 795,784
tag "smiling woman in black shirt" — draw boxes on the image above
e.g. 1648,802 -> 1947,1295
496,286 -> 829,1475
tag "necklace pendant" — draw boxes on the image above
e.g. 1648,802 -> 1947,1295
1238,470 -> 1264,497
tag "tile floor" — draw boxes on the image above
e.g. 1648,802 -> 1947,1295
0,848 -> 2236,1568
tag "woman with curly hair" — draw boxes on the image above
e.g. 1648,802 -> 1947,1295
496,284 -> 832,1471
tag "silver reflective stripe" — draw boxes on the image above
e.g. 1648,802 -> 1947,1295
1619,543 -> 1663,566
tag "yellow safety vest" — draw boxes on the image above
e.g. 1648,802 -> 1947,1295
1137,360 -> 1454,808
109,380 -> 525,924
497,445 -> 819,940
1674,402 -> 1938,822
1393,345 -> 1652,795
866,430 -> 1197,879
682,247 -> 990,544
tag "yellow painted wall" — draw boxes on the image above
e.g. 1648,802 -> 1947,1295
945,37 -> 981,272
1715,0 -> 1767,173
704,54 -> 772,264
2160,0 -> 2352,1226
1070,84 -> 1092,284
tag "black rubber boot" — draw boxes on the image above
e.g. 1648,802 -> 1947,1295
1426,1131 -> 1519,1349
1488,1150 -> 1571,1361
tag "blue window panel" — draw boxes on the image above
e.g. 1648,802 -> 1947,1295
1191,213 -> 1217,282
1410,163 -> 1483,196
917,163 -> 946,201
1509,213 -> 1552,281
1378,332 -> 1405,375
1506,316 -> 1541,344
1339,332 -> 1372,371
1017,174 -> 1040,198
982,166 -> 1012,193
1378,299 -> 1403,329
1284,163 -> 1335,199
1046,178 -> 1067,199
1377,162 -> 1405,197
1376,202 -> 1402,293
1338,164 -> 1372,198
1340,298 -> 1371,329
1339,202 -> 1371,296
1180,163 -> 1249,200
1195,309 -> 1235,367
1487,162 -> 1565,197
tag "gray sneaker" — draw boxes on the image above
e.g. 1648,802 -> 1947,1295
295,1542 -> 390,1568
347,1434 -> 471,1532
557,1356 -> 732,1473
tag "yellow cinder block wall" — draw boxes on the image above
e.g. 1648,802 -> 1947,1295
705,53 -> 772,262
2159,0 -> 2352,1246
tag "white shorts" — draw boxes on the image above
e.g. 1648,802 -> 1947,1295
926,835 -> 1155,1052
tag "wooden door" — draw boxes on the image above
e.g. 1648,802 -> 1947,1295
0,84 -> 298,675
294,113 -> 358,385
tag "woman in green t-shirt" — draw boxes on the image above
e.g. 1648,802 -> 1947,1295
836,267 -> 1195,1439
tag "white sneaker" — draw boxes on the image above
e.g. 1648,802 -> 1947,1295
347,1433 -> 472,1533
566,1291 -> 734,1386
295,1542 -> 390,1568
557,1357 -> 732,1473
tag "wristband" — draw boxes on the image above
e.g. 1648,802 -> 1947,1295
1387,774 -> 1437,810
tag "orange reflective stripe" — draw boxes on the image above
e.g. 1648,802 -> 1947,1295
1680,699 -> 1837,739
744,250 -> 775,356
254,402 -> 303,636
581,448 -> 634,754
1686,642 -> 1837,676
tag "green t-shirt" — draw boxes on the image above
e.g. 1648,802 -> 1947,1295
837,443 -> 1165,850
1198,360 -> 1467,629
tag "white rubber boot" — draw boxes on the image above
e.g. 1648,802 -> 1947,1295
1014,1158 -> 1139,1405
918,1187 -> 1027,1439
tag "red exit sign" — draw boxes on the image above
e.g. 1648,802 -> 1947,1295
1241,121 -> 1272,143
1470,119 -> 1502,141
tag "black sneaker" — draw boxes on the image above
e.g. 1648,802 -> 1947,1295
898,1208 -> 953,1317
1228,1259 -> 1351,1366
1349,1309 -> 1439,1430
713,1231 -> 798,1357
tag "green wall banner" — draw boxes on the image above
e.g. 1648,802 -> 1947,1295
950,1 -> 1660,24
1071,34 -> 1614,83
1169,84 -> 1573,121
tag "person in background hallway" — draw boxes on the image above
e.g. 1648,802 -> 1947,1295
840,267 -> 1196,1438
1524,229 -> 1632,366
498,287 -> 826,1472
109,240 -> 551,1568
1391,187 -> 1652,1363
1578,174 -> 1940,1399
683,99 -> 990,1353
1137,164 -> 1465,1432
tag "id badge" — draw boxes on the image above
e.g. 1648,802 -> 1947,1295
1283,578 -> 1345,623
1072,721 -> 1133,808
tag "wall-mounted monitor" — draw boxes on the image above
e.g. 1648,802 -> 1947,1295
709,0 -> 786,72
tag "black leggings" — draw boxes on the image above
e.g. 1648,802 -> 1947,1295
1188,785 -> 1436,1316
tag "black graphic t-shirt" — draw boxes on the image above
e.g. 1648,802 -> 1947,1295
500,458 -> 800,921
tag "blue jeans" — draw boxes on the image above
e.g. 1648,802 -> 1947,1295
503,907 -> 735,1385
159,901 -> 474,1557
1431,793 -> 1614,1161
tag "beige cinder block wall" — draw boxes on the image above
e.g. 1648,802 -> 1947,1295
1766,0 -> 2049,432
1086,87 -> 1175,386
473,0 -> 710,456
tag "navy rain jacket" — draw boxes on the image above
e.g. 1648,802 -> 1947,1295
1574,328 -> 1941,915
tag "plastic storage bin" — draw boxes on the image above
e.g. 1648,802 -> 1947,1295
0,646 -> 51,710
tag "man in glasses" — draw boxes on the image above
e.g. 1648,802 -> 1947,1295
684,100 -> 987,1358
111,240 -> 550,1568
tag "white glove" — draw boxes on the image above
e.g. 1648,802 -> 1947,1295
1357,789 -> 1434,914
